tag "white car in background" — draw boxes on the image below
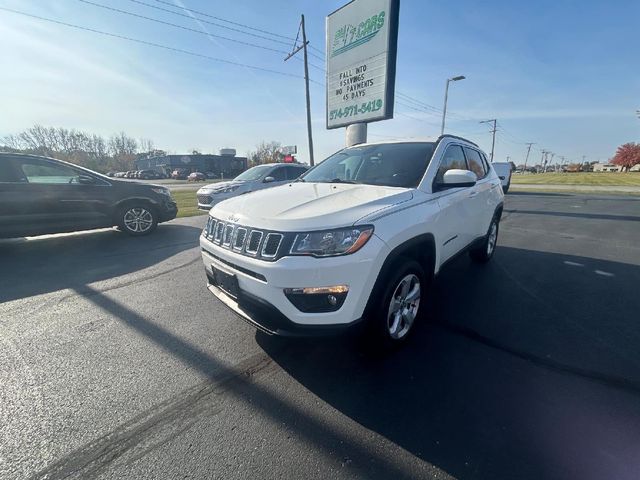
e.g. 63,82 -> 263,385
196,163 -> 308,210
492,162 -> 512,193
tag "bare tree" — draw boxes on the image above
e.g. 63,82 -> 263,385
139,138 -> 155,155
108,132 -> 138,157
248,141 -> 282,166
2,125 -> 156,172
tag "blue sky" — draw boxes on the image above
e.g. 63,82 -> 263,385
0,0 -> 638,165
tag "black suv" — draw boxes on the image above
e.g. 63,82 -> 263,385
0,154 -> 178,238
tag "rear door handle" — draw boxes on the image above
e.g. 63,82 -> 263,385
468,191 -> 479,198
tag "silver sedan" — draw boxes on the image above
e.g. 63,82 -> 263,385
196,163 -> 308,210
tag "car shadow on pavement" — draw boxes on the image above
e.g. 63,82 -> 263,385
36,283 -> 430,480
257,246 -> 640,480
0,224 -> 202,304
504,208 -> 640,222
507,191 -> 572,197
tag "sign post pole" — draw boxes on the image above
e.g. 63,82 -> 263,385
346,123 -> 367,147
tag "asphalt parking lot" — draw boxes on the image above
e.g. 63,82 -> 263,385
1,192 -> 639,480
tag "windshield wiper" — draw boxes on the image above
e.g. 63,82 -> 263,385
326,178 -> 357,184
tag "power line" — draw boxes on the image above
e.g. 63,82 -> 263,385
395,92 -> 442,114
395,100 -> 441,117
0,6 -> 309,80
125,0 -> 295,47
77,0 -> 289,55
155,0 -> 326,62
153,0 -> 296,42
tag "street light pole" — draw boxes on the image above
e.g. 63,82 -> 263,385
440,75 -> 465,136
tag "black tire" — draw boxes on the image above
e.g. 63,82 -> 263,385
470,216 -> 499,263
366,257 -> 426,349
116,203 -> 158,236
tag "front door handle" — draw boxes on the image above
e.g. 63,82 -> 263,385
468,191 -> 479,198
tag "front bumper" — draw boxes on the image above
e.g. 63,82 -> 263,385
200,233 -> 388,336
158,199 -> 178,222
206,272 -> 363,336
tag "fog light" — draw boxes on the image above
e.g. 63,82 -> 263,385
283,285 -> 349,313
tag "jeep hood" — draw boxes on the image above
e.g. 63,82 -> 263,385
210,182 -> 413,231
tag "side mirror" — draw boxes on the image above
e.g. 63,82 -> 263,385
77,175 -> 96,185
263,176 -> 275,183
438,169 -> 477,189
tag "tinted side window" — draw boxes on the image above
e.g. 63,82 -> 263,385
464,147 -> 487,179
19,159 -> 81,184
269,167 -> 287,181
435,145 -> 467,184
0,158 -> 22,183
285,166 -> 306,180
479,152 -> 491,173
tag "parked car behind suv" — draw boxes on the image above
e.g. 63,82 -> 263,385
188,172 -> 206,182
0,154 -> 178,238
171,168 -> 189,180
491,162 -> 512,193
199,136 -> 504,347
196,163 -> 308,210
138,169 -> 165,180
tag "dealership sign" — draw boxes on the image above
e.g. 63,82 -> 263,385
326,0 -> 399,129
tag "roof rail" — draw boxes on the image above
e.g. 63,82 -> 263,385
437,134 -> 479,148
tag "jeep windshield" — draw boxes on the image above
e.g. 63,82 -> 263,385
300,142 -> 436,188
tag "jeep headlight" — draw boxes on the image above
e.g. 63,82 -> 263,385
290,226 -> 374,257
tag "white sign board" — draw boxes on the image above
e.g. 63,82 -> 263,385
326,0 -> 399,129
279,145 -> 297,155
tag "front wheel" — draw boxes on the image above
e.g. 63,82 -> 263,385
470,217 -> 499,263
117,205 -> 157,236
367,258 -> 425,349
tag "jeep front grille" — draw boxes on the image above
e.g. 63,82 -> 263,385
261,233 -> 283,258
205,217 -> 285,262
245,230 -> 262,255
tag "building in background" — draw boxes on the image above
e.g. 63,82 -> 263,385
135,149 -> 248,178
593,163 -> 622,172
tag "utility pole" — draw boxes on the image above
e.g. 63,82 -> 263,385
540,150 -> 547,172
523,142 -> 534,171
480,119 -> 497,161
284,15 -> 314,166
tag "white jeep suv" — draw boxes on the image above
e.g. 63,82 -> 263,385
200,135 -> 504,345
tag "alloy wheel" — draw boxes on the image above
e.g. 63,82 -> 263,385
386,274 -> 421,340
487,221 -> 498,256
123,207 -> 153,233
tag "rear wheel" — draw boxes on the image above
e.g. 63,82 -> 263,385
367,258 -> 426,349
117,204 -> 157,236
470,216 -> 499,263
